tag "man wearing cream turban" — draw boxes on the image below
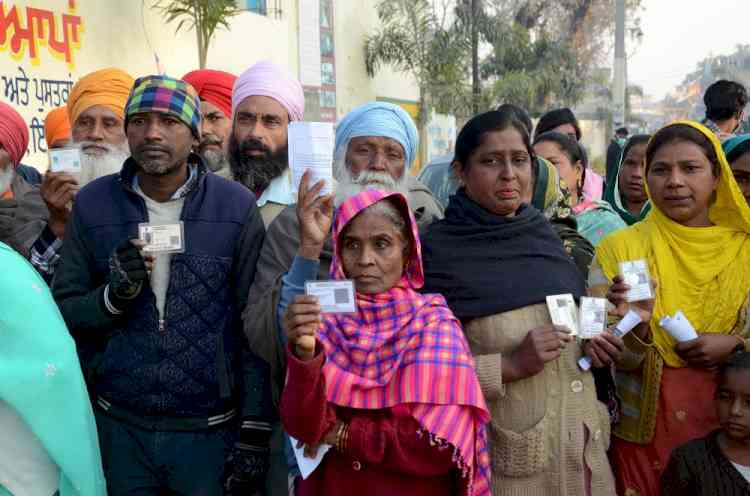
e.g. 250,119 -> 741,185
0,102 -> 48,259
241,101 -> 443,495
30,68 -> 134,283
182,69 -> 237,179
229,60 -> 305,226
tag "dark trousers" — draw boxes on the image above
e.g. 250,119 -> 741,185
95,410 -> 234,496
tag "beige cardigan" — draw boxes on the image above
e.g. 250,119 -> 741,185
464,303 -> 615,496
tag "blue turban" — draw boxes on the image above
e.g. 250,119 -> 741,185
335,102 -> 419,168
723,134 -> 750,160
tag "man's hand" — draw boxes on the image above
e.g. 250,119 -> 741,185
296,170 -> 334,260
41,172 -> 79,239
223,441 -> 269,495
107,239 -> 152,311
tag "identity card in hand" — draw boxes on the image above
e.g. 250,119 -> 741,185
619,259 -> 654,302
289,122 -> 334,196
48,147 -> 82,173
546,294 -> 579,336
579,297 -> 607,339
578,310 -> 643,371
138,222 -> 185,254
289,435 -> 331,479
305,280 -> 356,314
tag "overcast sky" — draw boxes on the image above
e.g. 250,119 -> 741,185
627,0 -> 748,100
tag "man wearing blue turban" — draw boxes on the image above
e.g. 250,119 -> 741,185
241,101 -> 443,493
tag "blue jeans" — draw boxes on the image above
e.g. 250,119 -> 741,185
95,410 -> 234,496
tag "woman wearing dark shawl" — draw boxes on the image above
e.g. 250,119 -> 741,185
422,109 -> 618,495
280,181 -> 491,496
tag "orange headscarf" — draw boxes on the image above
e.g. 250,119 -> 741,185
44,107 -> 71,148
67,68 -> 134,126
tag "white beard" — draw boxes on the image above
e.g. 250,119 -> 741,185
334,160 -> 409,207
75,141 -> 131,187
0,165 -> 14,195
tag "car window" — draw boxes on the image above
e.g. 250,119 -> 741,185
418,161 -> 458,208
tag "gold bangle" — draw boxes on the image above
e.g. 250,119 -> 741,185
335,422 -> 346,451
343,423 -> 350,452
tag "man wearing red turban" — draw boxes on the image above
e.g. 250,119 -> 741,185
0,102 -> 48,258
182,69 -> 237,179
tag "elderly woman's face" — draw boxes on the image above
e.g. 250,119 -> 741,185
457,129 -> 533,217
340,210 -> 408,294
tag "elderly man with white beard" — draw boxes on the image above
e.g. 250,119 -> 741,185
242,101 -> 443,494
0,102 -> 48,259
29,68 -> 134,282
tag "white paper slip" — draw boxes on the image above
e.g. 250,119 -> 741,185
579,297 -> 607,339
305,280 -> 356,313
579,310 -> 643,371
660,310 -> 698,343
288,435 -> 331,480
619,260 -> 654,302
48,147 -> 82,173
138,222 -> 185,254
289,122 -> 334,196
546,294 -> 579,335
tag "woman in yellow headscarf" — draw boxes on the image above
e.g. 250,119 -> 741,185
588,121 -> 750,495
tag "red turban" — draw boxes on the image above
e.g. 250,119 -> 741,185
182,69 -> 237,118
0,102 -> 29,166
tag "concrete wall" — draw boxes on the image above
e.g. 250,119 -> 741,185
0,0 -> 421,169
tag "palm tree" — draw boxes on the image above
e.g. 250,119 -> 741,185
153,0 -> 240,68
365,0 -> 468,132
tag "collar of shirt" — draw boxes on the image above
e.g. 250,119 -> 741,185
257,169 -> 294,207
132,164 -> 198,200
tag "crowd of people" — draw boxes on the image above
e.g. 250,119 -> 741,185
1,59 -> 750,496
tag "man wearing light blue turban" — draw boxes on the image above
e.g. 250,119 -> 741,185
334,101 -> 419,167
242,101 -> 443,493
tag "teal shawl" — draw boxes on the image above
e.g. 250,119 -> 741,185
0,242 -> 105,496
603,139 -> 651,225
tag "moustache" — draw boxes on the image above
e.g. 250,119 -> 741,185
240,139 -> 270,154
200,134 -> 222,147
137,144 -> 171,154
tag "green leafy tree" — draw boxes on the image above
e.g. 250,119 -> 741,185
153,0 -> 240,68
365,0 -> 468,129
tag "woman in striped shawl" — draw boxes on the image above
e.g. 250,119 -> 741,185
280,184 -> 491,496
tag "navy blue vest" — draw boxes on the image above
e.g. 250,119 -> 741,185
74,159 -> 253,418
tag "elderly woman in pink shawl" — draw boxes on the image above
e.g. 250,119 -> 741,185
279,174 -> 491,496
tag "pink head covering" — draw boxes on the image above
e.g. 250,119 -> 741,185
231,60 -> 304,121
320,189 -> 492,496
0,102 -> 29,166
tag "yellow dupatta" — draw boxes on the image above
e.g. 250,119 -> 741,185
596,120 -> 750,368
592,121 -> 750,443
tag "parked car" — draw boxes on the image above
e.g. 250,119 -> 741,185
416,155 -> 458,209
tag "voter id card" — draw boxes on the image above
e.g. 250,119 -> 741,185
305,280 -> 356,314
48,147 -> 82,173
619,260 -> 654,302
546,294 -> 579,336
138,222 -> 185,254
579,297 -> 607,339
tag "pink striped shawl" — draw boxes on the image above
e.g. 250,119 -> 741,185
317,189 -> 492,495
